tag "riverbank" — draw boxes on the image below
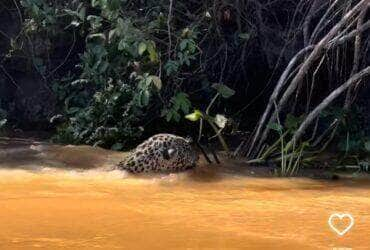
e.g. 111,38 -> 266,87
1,136 -> 369,180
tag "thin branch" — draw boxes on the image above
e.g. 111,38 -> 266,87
167,0 -> 173,57
290,66 -> 370,145
0,65 -> 22,91
309,0 -> 340,44
344,6 -> 368,109
254,0 -> 368,157
278,0 -> 367,114
328,20 -> 370,48
47,31 -> 76,78
306,55 -> 326,113
303,0 -> 322,46
245,45 -> 314,157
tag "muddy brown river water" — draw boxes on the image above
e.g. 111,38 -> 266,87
0,138 -> 369,249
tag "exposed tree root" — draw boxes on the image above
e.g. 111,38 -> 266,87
238,0 -> 370,167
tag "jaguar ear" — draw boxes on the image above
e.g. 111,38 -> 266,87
185,136 -> 193,144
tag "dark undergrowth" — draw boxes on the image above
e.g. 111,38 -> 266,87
0,0 -> 369,176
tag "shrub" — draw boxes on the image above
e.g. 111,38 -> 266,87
18,0 -> 208,149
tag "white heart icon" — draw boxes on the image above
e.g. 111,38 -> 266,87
328,213 -> 354,236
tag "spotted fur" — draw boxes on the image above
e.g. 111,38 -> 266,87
117,134 -> 199,173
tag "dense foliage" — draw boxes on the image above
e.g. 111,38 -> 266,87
15,0 -> 218,148
0,0 -> 312,147
1,0 -> 370,176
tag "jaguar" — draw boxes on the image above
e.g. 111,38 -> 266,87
117,134 -> 199,173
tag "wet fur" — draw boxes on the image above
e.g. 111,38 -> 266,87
117,134 -> 198,173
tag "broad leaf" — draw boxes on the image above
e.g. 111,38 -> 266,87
180,39 -> 188,51
185,110 -> 203,122
91,0 -> 99,7
138,42 -> 147,55
150,76 -> 162,90
139,90 -> 150,106
147,42 -> 158,63
164,60 -> 179,76
267,122 -> 283,133
78,7 -> 86,20
212,83 -> 235,98
174,92 -> 191,114
118,40 -> 127,51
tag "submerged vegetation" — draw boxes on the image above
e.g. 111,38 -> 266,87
0,0 -> 369,175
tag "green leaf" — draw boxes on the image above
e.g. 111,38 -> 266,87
165,109 -> 180,122
138,42 -> 147,55
118,39 -> 127,51
238,33 -> 250,40
185,110 -> 203,122
66,107 -> 81,115
163,93 -> 192,122
64,9 -> 78,17
140,89 -> 150,106
111,143 -> 123,151
173,112 -> 180,122
284,114 -> 301,131
108,0 -> 120,10
174,92 -> 191,114
147,42 -> 158,63
145,76 -> 152,86
365,140 -> 370,152
180,39 -> 188,51
87,15 -> 102,30
78,7 -> 86,20
150,76 -> 162,90
0,119 -> 7,127
91,0 -> 99,7
267,122 -> 283,133
165,111 -> 173,122
212,84 -> 235,98
164,60 -> 179,76
87,33 -> 106,42
108,29 -> 116,42
98,61 -> 109,73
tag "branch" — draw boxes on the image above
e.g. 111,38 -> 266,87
245,45 -> 314,157
0,65 -> 22,91
47,31 -> 76,78
167,0 -> 173,57
253,0 -> 368,157
289,66 -> 370,145
309,0 -> 340,44
327,20 -> 370,48
277,0 -> 367,115
344,6 -> 368,109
